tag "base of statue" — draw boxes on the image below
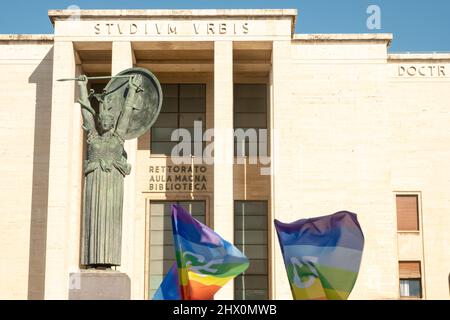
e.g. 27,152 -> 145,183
68,270 -> 131,300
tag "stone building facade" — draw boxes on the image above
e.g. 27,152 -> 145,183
0,9 -> 449,300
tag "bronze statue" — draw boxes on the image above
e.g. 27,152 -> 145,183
71,68 -> 162,268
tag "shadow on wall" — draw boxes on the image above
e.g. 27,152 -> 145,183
27,48 -> 54,300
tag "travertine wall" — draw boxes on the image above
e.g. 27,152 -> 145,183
0,41 -> 54,299
388,58 -> 450,299
272,39 -> 398,299
271,39 -> 450,300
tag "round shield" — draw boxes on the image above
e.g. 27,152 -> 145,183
104,67 -> 163,140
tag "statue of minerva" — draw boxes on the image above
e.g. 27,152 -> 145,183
67,68 -> 162,268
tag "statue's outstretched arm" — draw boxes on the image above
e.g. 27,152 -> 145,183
77,75 -> 97,134
116,75 -> 143,138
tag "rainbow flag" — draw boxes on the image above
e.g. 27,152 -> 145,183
167,204 -> 249,300
274,211 -> 364,300
152,263 -> 182,300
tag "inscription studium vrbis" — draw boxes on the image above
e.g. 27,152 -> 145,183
94,21 -> 250,36
52,12 -> 294,39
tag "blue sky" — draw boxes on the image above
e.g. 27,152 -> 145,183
1,0 -> 449,52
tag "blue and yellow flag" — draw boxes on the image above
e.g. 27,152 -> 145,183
274,211 -> 364,300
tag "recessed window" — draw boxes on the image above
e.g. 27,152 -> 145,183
396,195 -> 419,231
234,84 -> 268,157
399,261 -> 422,298
234,201 -> 269,300
151,84 -> 206,156
148,200 -> 206,298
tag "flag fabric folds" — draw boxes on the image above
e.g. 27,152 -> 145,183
172,204 -> 249,299
274,211 -> 364,300
153,204 -> 249,300
152,263 -> 182,300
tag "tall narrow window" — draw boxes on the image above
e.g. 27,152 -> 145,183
148,201 -> 206,298
234,84 -> 268,157
234,201 -> 269,300
396,195 -> 419,231
151,84 -> 206,156
399,261 -> 422,298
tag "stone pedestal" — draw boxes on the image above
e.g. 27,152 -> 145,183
68,271 -> 131,300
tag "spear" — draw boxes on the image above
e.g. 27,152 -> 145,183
57,75 -> 133,82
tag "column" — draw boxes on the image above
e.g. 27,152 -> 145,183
111,41 -> 137,293
271,40 -> 292,300
44,41 -> 77,299
213,41 -> 234,300
68,64 -> 84,280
